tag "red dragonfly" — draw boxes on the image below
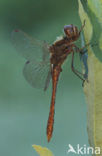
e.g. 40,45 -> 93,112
12,21 -> 86,142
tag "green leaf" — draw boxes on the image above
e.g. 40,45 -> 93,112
32,145 -> 54,156
78,0 -> 102,154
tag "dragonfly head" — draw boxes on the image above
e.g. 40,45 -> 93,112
64,24 -> 79,41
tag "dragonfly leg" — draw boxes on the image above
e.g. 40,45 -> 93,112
74,42 -> 98,55
80,42 -> 98,53
74,44 -> 88,53
71,51 -> 85,82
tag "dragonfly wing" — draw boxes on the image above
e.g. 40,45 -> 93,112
23,60 -> 51,90
44,69 -> 52,91
11,30 -> 50,62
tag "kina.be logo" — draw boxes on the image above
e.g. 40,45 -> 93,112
67,144 -> 100,155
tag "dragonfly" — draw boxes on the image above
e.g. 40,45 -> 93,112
11,20 -> 89,142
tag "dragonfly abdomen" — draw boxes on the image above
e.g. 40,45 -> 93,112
47,66 -> 61,142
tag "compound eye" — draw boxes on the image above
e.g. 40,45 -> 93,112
64,25 -> 72,31
64,25 -> 74,37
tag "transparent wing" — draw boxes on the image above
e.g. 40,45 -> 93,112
12,29 -> 51,90
44,70 -> 52,91
23,60 -> 51,90
11,29 -> 50,62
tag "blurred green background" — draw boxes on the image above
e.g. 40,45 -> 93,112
0,0 -> 90,156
